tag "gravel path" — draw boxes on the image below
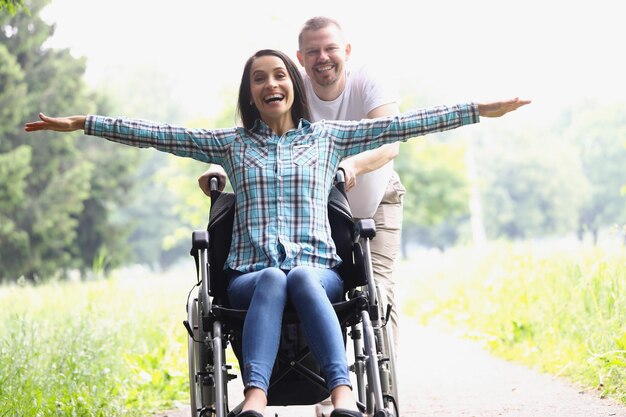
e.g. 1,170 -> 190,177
397,325 -> 626,417
153,321 -> 626,417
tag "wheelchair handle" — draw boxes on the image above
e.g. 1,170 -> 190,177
334,167 -> 347,196
336,167 -> 346,183
209,176 -> 220,192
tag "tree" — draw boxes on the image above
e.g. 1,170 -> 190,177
0,146 -> 31,277
477,128 -> 588,240
558,101 -> 626,243
395,137 -> 470,254
0,0 -> 27,15
390,92 -> 474,254
0,43 -> 28,136
146,89 -> 239,267
95,65 -> 205,270
0,0 -> 138,281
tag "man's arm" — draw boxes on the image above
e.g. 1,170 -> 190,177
338,102 -> 400,191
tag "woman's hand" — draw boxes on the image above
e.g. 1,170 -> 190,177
477,98 -> 531,118
24,113 -> 87,132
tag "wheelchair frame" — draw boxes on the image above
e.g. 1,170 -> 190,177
184,175 -> 400,417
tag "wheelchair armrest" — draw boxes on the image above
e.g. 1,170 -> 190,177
191,230 -> 209,251
354,219 -> 376,241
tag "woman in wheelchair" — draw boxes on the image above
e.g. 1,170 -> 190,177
25,49 -> 529,417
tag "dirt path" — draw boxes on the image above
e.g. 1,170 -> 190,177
154,321 -> 626,417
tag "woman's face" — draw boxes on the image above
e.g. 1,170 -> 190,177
249,55 -> 294,122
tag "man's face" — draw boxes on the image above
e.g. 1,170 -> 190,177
297,25 -> 351,88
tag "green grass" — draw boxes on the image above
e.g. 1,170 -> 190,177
0,267 -> 195,416
3,240 -> 624,415
401,240 -> 626,404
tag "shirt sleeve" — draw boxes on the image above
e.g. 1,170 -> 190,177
326,102 -> 479,158
84,115 -> 235,165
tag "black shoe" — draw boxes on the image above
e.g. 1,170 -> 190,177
330,409 -> 363,417
236,410 -> 264,417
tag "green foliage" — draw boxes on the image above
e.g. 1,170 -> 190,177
0,0 -> 139,281
0,146 -> 31,275
477,128 -> 588,240
396,137 -> 470,250
149,90 -> 239,258
0,145 -> 31,210
404,242 -> 626,404
119,151 -> 197,270
397,138 -> 469,227
559,101 -> 626,242
395,91 -> 472,251
74,103 -> 140,275
0,43 -> 28,136
0,0 -> 28,15
394,91 -> 626,246
94,65 -> 213,270
0,269 -> 191,416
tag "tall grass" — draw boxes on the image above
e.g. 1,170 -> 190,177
3,241 -> 624,415
401,241 -> 626,404
0,266 -> 195,416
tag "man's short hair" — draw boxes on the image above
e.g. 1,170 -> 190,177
298,16 -> 343,50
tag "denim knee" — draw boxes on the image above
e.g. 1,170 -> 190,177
286,266 -> 342,303
254,267 -> 288,300
227,267 -> 287,308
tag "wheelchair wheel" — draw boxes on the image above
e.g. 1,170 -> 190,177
374,285 -> 400,417
187,295 -> 216,417
188,296 -> 200,416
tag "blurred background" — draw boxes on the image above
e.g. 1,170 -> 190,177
2,1 -> 626,415
2,0 -> 625,280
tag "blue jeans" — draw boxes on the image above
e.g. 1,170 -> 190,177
227,266 -> 350,394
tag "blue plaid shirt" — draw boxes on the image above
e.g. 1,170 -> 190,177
85,103 -> 479,272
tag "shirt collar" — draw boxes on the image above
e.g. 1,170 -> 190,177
249,118 -> 312,134
297,118 -> 311,129
250,119 -> 272,135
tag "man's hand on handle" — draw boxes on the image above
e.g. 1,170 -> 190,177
198,165 -> 228,196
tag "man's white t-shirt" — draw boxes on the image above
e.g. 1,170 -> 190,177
302,66 -> 397,218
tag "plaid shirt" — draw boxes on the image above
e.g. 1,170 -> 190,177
85,102 -> 478,272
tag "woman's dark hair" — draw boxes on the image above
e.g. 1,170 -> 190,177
237,49 -> 310,130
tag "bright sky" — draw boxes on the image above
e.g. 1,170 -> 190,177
40,0 -> 626,123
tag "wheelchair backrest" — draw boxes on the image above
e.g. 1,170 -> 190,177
206,188 -> 236,304
206,179 -> 367,303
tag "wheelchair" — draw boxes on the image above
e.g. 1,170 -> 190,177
184,172 -> 400,417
